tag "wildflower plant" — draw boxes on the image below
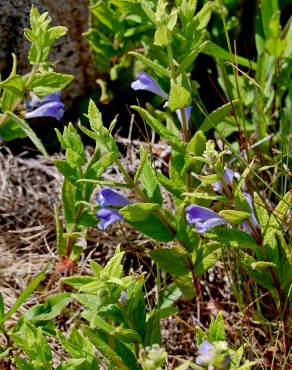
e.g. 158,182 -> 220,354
53,0 -> 291,364
0,6 -> 73,154
0,1 -> 291,369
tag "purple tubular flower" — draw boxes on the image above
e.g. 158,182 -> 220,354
242,192 -> 260,234
119,290 -> 127,305
213,168 -> 234,193
131,72 -> 169,100
96,208 -> 123,231
196,340 -> 213,366
24,92 -> 64,121
224,169 -> 234,186
186,205 -> 229,233
96,188 -> 131,230
97,188 -> 131,208
176,106 -> 192,126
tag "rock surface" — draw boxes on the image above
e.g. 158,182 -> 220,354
0,0 -> 99,102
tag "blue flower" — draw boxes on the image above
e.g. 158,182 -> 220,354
131,72 -> 192,126
186,205 -> 229,233
242,192 -> 260,234
24,92 -> 64,121
176,105 -> 192,126
196,340 -> 213,366
96,188 -> 131,230
213,168 -> 234,193
131,72 -> 169,100
119,291 -> 127,305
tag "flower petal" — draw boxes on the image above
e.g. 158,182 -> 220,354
41,92 -> 62,103
175,106 -> 192,126
186,205 -> 229,233
24,101 -> 64,120
243,192 -> 260,229
24,95 -> 42,111
96,208 -> 123,230
97,188 -> 131,208
223,168 -> 234,186
213,181 -> 223,193
196,340 -> 213,365
131,72 -> 168,100
195,217 -> 229,233
185,205 -> 222,223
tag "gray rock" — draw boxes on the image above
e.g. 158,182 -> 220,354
0,0 -> 99,103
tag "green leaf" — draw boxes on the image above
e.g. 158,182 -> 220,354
168,84 -> 192,111
177,41 -> 209,75
62,276 -> 96,289
157,172 -> 184,199
12,322 -> 52,366
1,268 -> 47,324
131,106 -> 185,153
57,327 -> 97,363
0,75 -> 24,97
54,205 -> 66,256
205,228 -> 258,249
63,124 -> 86,165
138,146 -> 162,203
183,192 -> 227,201
104,248 -> 125,279
87,99 -> 103,132
150,246 -> 190,276
192,1 -> 217,30
134,144 -> 151,185
144,310 -> 161,346
251,261 -> 277,270
14,358 -> 34,370
120,203 -> 160,222
22,293 -> 71,321
1,90 -> 17,112
174,273 -> 195,298
127,293 -> 147,342
154,24 -> 171,46
7,113 -> 48,156
31,72 -> 73,96
219,210 -> 250,224
84,326 -> 140,370
193,243 -> 221,277
263,190 -> 292,245
129,52 -> 170,77
62,179 -> 76,228
114,328 -> 143,344
199,100 -> 239,132
208,312 -> 226,342
186,130 -> 206,173
128,213 -> 175,242
47,26 -> 68,44
0,292 -> 4,319
90,260 -> 103,276
199,174 -> 221,184
53,160 -> 78,183
203,42 -> 257,70
56,358 -> 90,370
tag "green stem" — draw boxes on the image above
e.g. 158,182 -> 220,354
166,44 -> 176,83
166,43 -> 192,189
65,166 -> 85,258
